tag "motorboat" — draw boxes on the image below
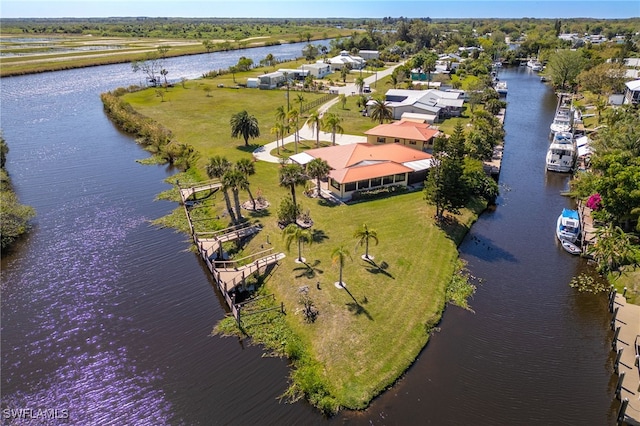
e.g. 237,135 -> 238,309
546,131 -> 576,172
527,59 -> 543,71
549,93 -> 574,134
556,208 -> 581,243
495,81 -> 508,96
561,240 -> 582,255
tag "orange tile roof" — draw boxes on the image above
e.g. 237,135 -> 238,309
364,120 -> 439,142
303,143 -> 432,184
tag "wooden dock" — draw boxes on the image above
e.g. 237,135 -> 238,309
178,182 -> 286,325
577,200 -> 598,251
483,108 -> 506,178
610,289 -> 640,425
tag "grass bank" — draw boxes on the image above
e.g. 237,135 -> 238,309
117,65 -> 484,412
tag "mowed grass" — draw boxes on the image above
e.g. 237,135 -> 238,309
123,71 -> 481,409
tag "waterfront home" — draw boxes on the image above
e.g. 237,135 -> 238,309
289,143 -> 433,200
328,50 -> 366,70
301,63 -> 332,79
373,89 -> 464,121
623,79 -> 640,105
364,119 -> 440,152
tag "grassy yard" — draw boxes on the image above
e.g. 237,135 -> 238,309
122,68 -> 483,411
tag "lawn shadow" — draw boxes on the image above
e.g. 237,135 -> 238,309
343,287 -> 373,320
362,258 -> 395,279
311,229 -> 329,244
247,208 -> 271,218
236,143 -> 262,154
316,197 -> 341,208
293,259 -> 324,279
435,214 -> 469,244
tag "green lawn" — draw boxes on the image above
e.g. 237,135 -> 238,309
122,66 -> 482,411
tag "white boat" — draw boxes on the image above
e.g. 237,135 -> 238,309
495,81 -> 508,96
561,240 -> 582,255
549,93 -> 574,134
556,208 -> 581,243
546,131 -> 576,172
527,59 -> 543,71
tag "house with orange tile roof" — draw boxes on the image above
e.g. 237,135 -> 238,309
364,119 -> 440,152
289,143 -> 433,200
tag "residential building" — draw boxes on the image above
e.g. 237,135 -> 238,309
623,79 -> 640,105
364,119 -> 440,152
301,63 -> 332,79
289,143 -> 433,200
358,50 -> 380,60
370,88 -> 464,121
328,50 -> 366,70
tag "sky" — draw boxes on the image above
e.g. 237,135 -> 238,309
1,0 -> 638,19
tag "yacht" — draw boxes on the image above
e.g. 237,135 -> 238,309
549,93 -> 574,134
495,81 -> 508,96
556,208 -> 581,243
527,59 -> 543,71
546,131 -> 576,172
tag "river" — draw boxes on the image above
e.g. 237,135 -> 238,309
1,46 -> 616,424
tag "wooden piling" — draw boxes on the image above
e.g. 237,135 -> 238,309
611,306 -> 619,331
612,326 -> 621,351
615,371 -> 625,400
617,398 -> 629,425
615,349 -> 623,375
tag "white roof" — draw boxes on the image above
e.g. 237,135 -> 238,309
403,158 -> 434,171
289,152 -> 315,165
625,79 -> 640,90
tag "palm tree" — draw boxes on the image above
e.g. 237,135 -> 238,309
306,111 -> 323,148
278,163 -> 306,214
287,108 -> 300,154
322,112 -> 344,146
306,158 -> 331,198
355,76 -> 365,95
338,94 -> 347,109
235,158 -> 256,210
230,110 -> 260,146
206,155 -> 236,223
354,223 -> 379,260
283,223 -> 313,263
332,245 -> 352,287
369,97 -> 393,124
296,93 -> 305,114
270,123 -> 283,155
222,169 -> 245,223
275,105 -> 287,125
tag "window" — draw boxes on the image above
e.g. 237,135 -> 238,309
330,178 -> 340,190
377,137 -> 385,143
383,175 -> 394,185
371,177 -> 382,187
409,140 -> 416,145
357,180 -> 370,189
394,173 -> 406,182
394,138 -> 400,143
345,182 -> 356,192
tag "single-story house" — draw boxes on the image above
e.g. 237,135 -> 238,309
302,63 -> 332,78
277,68 -> 309,81
370,88 -> 464,121
358,50 -> 380,60
246,78 -> 259,88
623,79 -> 640,105
289,143 -> 433,200
328,50 -> 366,71
364,119 -> 440,152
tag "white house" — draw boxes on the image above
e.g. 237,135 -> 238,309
358,50 -> 380,60
257,71 -> 285,89
623,79 -> 640,105
370,89 -> 465,121
301,63 -> 332,78
328,50 -> 366,71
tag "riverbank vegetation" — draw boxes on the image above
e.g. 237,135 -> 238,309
0,135 -> 36,251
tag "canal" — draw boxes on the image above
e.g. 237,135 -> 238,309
1,50 -> 616,424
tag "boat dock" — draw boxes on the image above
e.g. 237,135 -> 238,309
610,289 -> 640,425
577,200 -> 598,251
483,108 -> 506,178
178,182 -> 286,325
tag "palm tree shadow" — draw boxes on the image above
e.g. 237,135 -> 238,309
293,259 -> 323,279
343,287 -> 373,321
311,229 -> 329,243
363,258 -> 395,279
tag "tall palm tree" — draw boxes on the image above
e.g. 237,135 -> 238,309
278,163 -> 306,214
332,245 -> 352,287
230,110 -> 260,146
235,158 -> 256,210
369,97 -> 393,124
287,108 -> 300,154
270,123 -> 283,155
206,155 -> 236,223
275,105 -> 287,126
355,76 -> 365,95
283,223 -> 313,263
306,158 -> 331,198
322,112 -> 344,146
222,169 -> 245,223
338,93 -> 347,110
306,111 -> 323,148
296,93 -> 305,114
354,223 -> 379,260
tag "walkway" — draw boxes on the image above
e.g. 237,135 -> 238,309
612,291 -> 640,424
252,62 -> 405,163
